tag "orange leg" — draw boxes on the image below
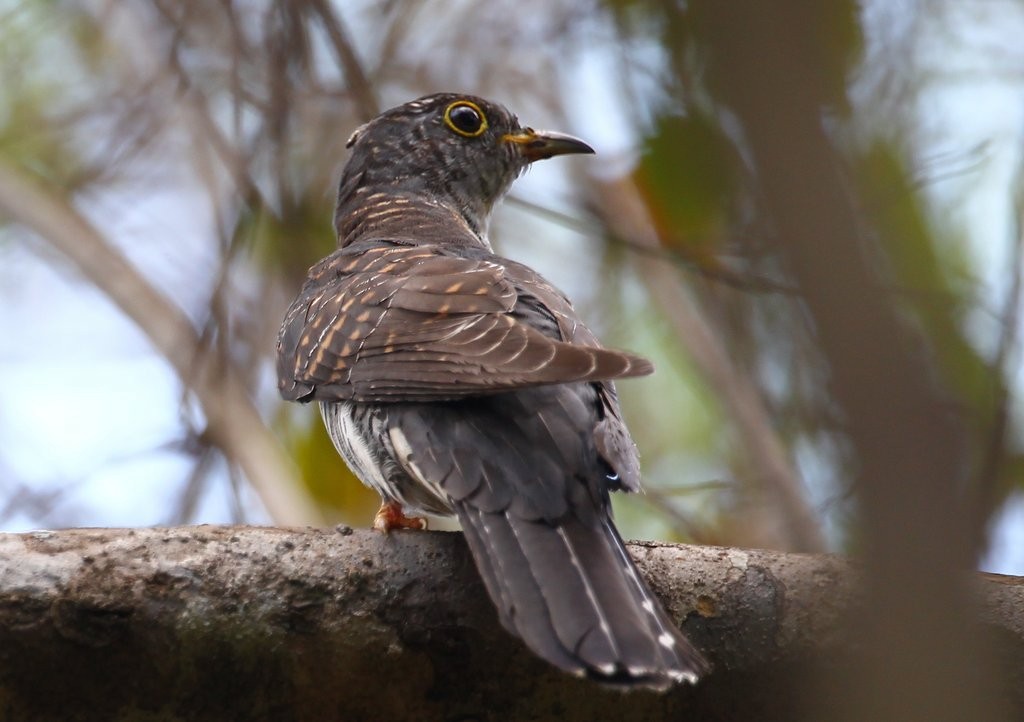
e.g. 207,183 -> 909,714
373,500 -> 427,532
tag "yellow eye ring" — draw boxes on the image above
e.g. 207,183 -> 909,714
443,101 -> 488,138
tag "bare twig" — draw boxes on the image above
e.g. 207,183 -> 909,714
167,445 -> 216,525
309,0 -> 380,121
0,162 -> 323,526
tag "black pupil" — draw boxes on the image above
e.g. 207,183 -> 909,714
451,105 -> 482,133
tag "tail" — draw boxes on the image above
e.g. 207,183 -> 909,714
456,502 -> 709,689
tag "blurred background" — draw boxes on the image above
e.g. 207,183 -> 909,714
0,0 -> 1021,575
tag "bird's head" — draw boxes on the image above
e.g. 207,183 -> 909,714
336,93 -> 593,241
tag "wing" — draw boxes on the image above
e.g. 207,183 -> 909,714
277,241 -> 653,403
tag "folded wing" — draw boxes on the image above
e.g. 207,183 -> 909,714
277,241 -> 653,403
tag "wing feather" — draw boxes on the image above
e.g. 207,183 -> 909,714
276,241 -> 652,403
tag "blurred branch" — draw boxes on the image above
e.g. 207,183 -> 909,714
167,444 -> 216,525
0,162 -> 323,526
309,0 -> 380,121
974,202 -> 1023,533
589,174 -> 826,553
507,194 -> 799,295
694,1 -> 1002,718
640,486 -> 716,542
146,1 -> 264,201
1,526 -> 1021,719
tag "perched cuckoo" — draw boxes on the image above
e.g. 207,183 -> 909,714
277,93 -> 708,688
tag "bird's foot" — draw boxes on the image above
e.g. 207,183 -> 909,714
373,500 -> 427,532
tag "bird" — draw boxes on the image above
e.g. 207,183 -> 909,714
276,93 -> 708,688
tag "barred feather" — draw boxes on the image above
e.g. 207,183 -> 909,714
276,92 -> 708,688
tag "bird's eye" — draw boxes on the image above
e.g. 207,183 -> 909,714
444,101 -> 488,138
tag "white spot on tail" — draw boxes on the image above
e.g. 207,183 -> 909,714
642,599 -> 655,614
671,670 -> 700,685
658,633 -> 676,649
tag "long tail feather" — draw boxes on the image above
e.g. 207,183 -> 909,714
456,502 -> 708,689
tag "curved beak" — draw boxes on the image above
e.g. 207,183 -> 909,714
502,128 -> 595,162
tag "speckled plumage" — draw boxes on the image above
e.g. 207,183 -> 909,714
276,93 -> 708,688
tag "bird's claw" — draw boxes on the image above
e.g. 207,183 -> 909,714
373,500 -> 427,532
